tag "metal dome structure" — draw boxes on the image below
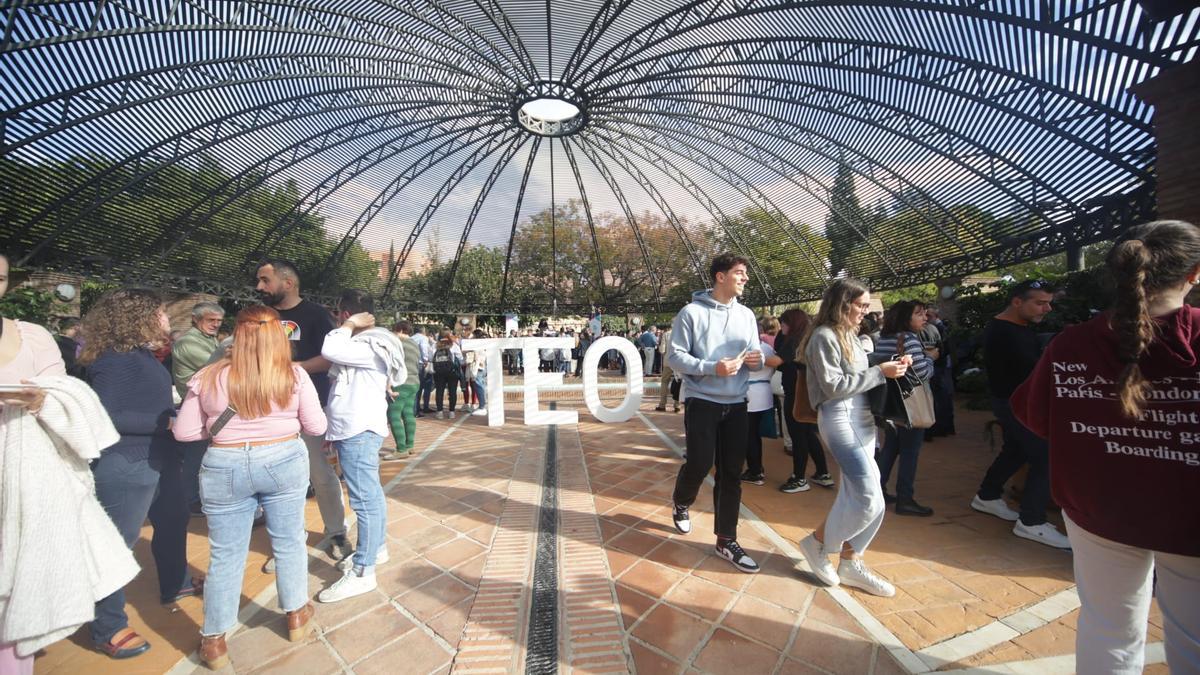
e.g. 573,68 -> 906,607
2,1 -> 1197,313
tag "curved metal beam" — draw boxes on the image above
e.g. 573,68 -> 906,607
141,112 -> 510,279
11,85 -> 504,264
325,127 -> 517,292
384,131 -> 520,297
587,38 -> 1150,181
586,117 -> 842,285
559,139 -> 609,303
445,133 -> 532,291
567,135 -> 669,303
499,137 -> 543,309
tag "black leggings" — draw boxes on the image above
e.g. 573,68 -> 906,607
434,372 -> 459,411
784,392 -> 828,477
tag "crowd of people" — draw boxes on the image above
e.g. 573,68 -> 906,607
664,224 -> 1198,673
1,218 -> 1197,675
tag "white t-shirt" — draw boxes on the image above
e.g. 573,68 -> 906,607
746,342 -> 777,412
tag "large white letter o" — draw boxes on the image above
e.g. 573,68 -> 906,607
582,336 -> 644,423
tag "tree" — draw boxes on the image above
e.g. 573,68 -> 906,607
825,161 -> 866,277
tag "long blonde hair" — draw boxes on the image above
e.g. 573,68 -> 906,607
799,278 -> 869,363
199,305 -> 296,419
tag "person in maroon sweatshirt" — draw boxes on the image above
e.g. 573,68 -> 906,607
1011,220 -> 1200,675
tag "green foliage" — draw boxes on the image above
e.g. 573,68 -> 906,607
715,207 -> 829,302
877,283 -> 938,307
0,286 -> 54,324
3,155 -> 379,294
825,162 -> 864,278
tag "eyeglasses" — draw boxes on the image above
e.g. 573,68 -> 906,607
1027,280 -> 1049,289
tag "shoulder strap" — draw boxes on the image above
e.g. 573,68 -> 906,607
208,405 -> 238,438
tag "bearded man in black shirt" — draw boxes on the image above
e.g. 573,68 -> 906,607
969,280 -> 1071,550
256,259 -> 352,563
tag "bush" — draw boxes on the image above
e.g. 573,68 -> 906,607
0,286 -> 55,325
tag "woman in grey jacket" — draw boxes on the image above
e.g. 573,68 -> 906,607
798,279 -> 911,597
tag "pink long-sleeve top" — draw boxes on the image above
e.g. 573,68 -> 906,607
173,364 -> 327,444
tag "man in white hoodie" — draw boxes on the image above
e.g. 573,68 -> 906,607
317,289 -> 406,602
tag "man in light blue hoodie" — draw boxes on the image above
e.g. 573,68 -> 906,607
668,253 -> 764,573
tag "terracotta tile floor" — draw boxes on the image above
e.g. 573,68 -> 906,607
32,393 -> 1166,674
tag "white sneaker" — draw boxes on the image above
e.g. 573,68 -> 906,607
448,411 -> 456,419
318,568 -> 377,603
435,411 -> 444,419
336,544 -> 390,571
799,534 -> 839,586
837,559 -> 895,597
462,405 -> 473,413
472,407 -> 487,416
671,504 -> 691,534
971,495 -> 1020,522
1013,521 -> 1072,550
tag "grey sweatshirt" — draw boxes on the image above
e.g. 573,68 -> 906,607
667,290 -> 761,405
804,325 -> 885,408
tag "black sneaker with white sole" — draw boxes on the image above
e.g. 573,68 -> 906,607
739,470 -> 765,486
810,473 -> 835,488
715,539 -> 759,573
780,475 -> 811,493
672,504 -> 691,534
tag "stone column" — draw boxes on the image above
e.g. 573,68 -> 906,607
1131,60 -> 1200,225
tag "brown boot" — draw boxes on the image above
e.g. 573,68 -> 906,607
199,634 -> 229,670
286,602 -> 315,642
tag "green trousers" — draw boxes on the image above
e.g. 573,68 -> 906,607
388,383 -> 419,451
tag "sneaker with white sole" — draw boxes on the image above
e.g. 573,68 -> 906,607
837,559 -> 895,597
435,411 -> 444,419
809,473 -> 836,489
715,540 -> 759,573
672,504 -> 691,534
798,533 -> 839,586
318,568 -> 377,603
779,475 -> 811,493
448,411 -> 456,419
1013,521 -> 1071,550
971,495 -> 1020,522
472,407 -> 487,416
336,545 -> 390,572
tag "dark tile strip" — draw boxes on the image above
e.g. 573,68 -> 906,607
525,404 -> 559,675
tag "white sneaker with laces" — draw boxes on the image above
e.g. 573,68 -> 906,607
837,559 -> 895,597
435,411 -> 444,419
1013,521 -> 1071,550
318,568 -> 377,603
448,411 -> 456,419
472,407 -> 487,416
799,534 -> 839,586
337,545 -> 390,571
971,495 -> 1020,522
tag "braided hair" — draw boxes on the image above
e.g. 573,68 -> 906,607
1106,220 -> 1200,418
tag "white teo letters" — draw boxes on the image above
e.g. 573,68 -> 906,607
460,336 -> 645,427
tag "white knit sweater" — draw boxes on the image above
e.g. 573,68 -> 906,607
0,375 -> 139,657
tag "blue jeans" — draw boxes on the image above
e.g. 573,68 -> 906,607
417,369 -> 434,411
876,424 -> 925,501
335,431 -> 387,569
473,372 -> 487,409
817,394 -> 885,555
91,448 -> 193,644
200,438 -> 310,636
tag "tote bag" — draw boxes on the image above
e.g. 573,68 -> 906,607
870,334 -> 935,429
791,367 -> 818,424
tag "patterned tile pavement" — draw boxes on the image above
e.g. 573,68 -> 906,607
32,394 -> 1168,674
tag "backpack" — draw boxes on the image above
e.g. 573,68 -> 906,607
432,347 -> 456,376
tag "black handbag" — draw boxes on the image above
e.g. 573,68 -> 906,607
869,367 -> 919,428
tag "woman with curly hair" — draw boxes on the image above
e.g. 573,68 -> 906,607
80,288 -> 198,660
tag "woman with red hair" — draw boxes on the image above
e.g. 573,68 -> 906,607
174,305 -> 327,669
